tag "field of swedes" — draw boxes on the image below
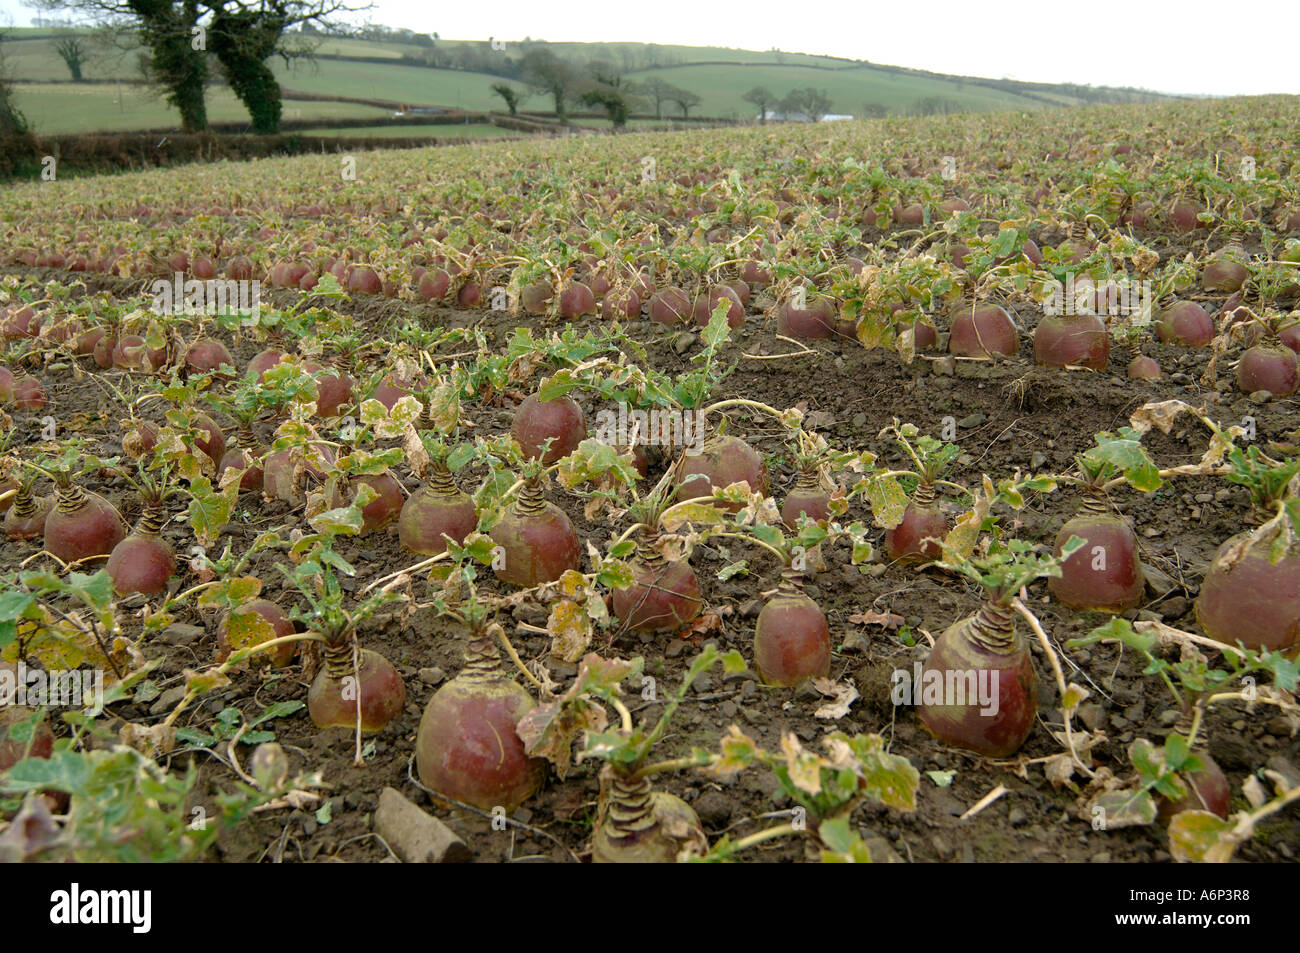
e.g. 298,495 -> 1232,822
1,96 -> 1298,863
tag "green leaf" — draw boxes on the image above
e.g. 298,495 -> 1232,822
1081,428 -> 1161,491
0,748 -> 93,793
1069,616 -> 1157,654
537,371 -> 581,402
554,439 -> 639,489
318,547 -> 356,577
0,590 -> 37,623
1088,788 -> 1158,829
751,523 -> 785,552
187,474 -> 242,548
308,499 -> 368,537
925,769 -> 956,787
175,727 -> 218,748
302,272 -> 343,298
717,560 -> 749,581
719,650 -> 746,675
700,300 -> 732,349
818,815 -> 873,863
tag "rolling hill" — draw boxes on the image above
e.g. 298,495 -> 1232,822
0,27 -> 1179,136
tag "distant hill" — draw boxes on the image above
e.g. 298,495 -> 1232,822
0,27 -> 1181,135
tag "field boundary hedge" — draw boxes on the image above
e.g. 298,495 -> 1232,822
0,130 -> 526,181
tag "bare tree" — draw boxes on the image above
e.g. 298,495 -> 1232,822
521,46 -> 575,119
669,87 -> 700,119
742,85 -> 773,123
631,76 -> 674,119
585,57 -> 621,88
53,30 -> 93,81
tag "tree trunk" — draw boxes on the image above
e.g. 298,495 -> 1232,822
129,0 -> 209,132
210,8 -> 287,136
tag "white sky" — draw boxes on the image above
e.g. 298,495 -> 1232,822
4,0 -> 1297,97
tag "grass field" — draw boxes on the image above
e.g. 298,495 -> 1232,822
274,58 -> 506,111
9,83 -> 392,135
480,39 -> 850,69
1,28 -> 1169,134
620,63 -> 1042,118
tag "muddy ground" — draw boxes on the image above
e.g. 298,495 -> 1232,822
3,270 -> 1298,863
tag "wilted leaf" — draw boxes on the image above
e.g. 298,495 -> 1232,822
555,439 -> 639,489
848,609 -> 904,629
1061,682 -> 1091,715
708,724 -> 759,778
717,560 -> 749,581
1043,753 -> 1077,790
517,697 -> 607,780
660,502 -> 726,532
1130,399 -> 1195,435
1168,810 -> 1237,863
183,667 -> 232,697
780,733 -> 823,797
852,734 -> 920,812
308,495 -> 369,536
812,678 -> 859,720
547,599 -> 592,664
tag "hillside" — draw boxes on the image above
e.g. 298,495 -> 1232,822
0,27 -> 1178,135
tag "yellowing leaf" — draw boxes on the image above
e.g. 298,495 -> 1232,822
547,599 -> 591,664
184,667 -> 232,696
863,475 -> 908,529
223,609 -> 276,654
1168,810 -> 1237,863
781,733 -> 823,797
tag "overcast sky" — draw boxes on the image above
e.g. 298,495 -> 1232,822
3,0 -> 1296,97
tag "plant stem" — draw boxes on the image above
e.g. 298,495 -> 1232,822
633,755 -> 703,780
161,632 -> 325,729
712,530 -> 787,564
725,822 -> 799,853
1012,597 -> 1095,778
494,623 -> 550,696
362,550 -> 451,594
612,521 -> 651,546
610,696 -> 634,734
352,633 -> 364,767
700,397 -> 786,420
